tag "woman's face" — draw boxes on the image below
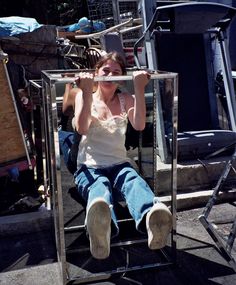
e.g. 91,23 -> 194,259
97,59 -> 123,77
96,59 -> 123,89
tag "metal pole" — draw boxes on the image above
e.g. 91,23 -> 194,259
138,0 -> 156,30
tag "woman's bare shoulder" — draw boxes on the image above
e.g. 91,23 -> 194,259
119,91 -> 134,112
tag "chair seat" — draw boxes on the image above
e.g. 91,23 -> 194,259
168,130 -> 236,161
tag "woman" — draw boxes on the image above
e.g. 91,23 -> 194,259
66,52 -> 172,260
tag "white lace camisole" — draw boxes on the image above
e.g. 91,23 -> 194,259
77,93 -> 129,168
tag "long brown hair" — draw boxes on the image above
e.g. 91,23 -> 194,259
95,52 -> 127,75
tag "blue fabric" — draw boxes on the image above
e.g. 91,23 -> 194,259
66,17 -> 105,33
74,162 -> 158,237
59,130 -> 78,175
0,16 -> 42,37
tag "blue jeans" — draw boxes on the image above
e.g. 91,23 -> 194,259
74,162 -> 159,237
59,130 -> 80,174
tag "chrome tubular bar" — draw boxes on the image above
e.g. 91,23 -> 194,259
45,72 -> 178,84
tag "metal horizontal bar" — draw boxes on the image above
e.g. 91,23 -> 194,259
64,217 -> 134,232
119,24 -> 142,34
67,260 -> 173,284
66,238 -> 148,253
29,79 -> 43,89
52,72 -> 178,84
74,18 -> 133,39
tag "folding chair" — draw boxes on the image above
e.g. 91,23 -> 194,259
134,1 -> 236,163
135,0 -> 236,272
83,47 -> 103,69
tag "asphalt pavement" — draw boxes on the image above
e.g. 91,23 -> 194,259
0,160 -> 236,285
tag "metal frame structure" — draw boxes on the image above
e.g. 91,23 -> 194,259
29,79 -> 51,206
134,1 -> 236,163
76,1 -> 142,48
136,0 -> 236,271
40,69 -> 178,284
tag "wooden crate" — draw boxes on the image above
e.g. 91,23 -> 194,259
0,60 -> 26,165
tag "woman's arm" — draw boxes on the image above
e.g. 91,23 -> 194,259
62,83 -> 80,115
73,72 -> 94,135
126,70 -> 150,131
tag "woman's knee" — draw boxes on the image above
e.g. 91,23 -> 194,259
75,168 -> 112,201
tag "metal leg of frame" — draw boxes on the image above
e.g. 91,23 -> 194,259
199,151 -> 236,272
